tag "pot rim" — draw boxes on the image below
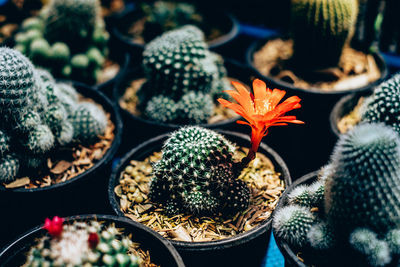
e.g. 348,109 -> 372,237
111,5 -> 239,50
245,37 -> 389,95
273,171 -> 320,267
113,58 -> 246,130
0,82 -> 123,193
0,214 -> 185,267
108,129 -> 291,251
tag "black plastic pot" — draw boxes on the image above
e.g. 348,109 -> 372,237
110,4 -> 239,61
108,130 -> 291,267
0,214 -> 184,267
0,83 -> 122,249
113,58 -> 254,153
245,38 -> 388,180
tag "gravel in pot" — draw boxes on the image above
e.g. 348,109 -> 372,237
0,214 -> 184,267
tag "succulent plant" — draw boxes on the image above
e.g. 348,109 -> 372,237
290,0 -> 359,68
14,0 -> 109,84
361,74 -> 400,134
24,218 -> 140,267
149,126 -> 251,216
0,47 -> 108,183
140,25 -> 230,124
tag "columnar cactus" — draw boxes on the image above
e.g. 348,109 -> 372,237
149,126 -> 251,216
14,0 -> 109,84
290,0 -> 359,68
140,25 -> 230,124
0,47 -> 108,183
361,74 -> 400,134
24,219 -> 140,267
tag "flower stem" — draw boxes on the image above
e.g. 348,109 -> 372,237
235,149 -> 256,175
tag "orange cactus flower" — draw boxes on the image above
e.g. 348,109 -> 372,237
218,79 -> 304,166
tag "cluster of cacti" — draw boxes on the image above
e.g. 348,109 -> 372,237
0,47 -> 107,183
290,0 -> 359,68
148,126 -> 251,216
140,25 -> 230,124
361,73 -> 400,134
273,123 -> 400,266
140,1 -> 202,43
24,218 -> 141,267
14,0 -> 109,84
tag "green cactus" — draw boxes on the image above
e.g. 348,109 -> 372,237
0,130 -> 10,155
144,95 -> 178,123
177,91 -> 214,124
273,205 -> 318,247
149,126 -> 251,216
0,154 -> 20,183
24,220 -> 140,267
70,102 -> 107,144
361,74 -> 400,134
30,38 -> 51,64
349,228 -> 391,267
25,124 -> 55,154
49,42 -> 70,66
307,222 -> 335,250
43,0 -> 100,50
385,229 -> 400,255
290,0 -> 359,68
325,123 -> 400,235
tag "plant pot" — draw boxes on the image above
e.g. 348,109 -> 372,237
0,214 -> 185,267
108,130 -> 292,267
110,4 -> 239,61
113,58 -> 253,153
245,38 -> 388,180
329,91 -> 373,138
0,83 -> 123,249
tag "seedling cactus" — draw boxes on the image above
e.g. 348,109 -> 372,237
24,217 -> 140,267
14,0 -> 109,84
273,123 -> 400,266
148,79 -> 303,217
0,47 -> 108,184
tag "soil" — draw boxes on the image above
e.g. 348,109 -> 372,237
252,38 -> 382,91
98,59 -> 120,85
114,147 -> 285,242
119,78 -> 239,125
337,97 -> 365,134
2,96 -> 115,190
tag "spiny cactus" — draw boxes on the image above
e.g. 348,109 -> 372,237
149,126 -> 251,216
273,205 -> 317,247
385,229 -> 400,255
290,0 -> 359,68
177,91 -> 214,124
14,0 -> 109,84
0,130 -> 10,155
0,154 -> 20,183
307,222 -> 335,250
287,180 -> 325,208
144,95 -> 178,123
70,102 -> 108,144
361,74 -> 400,134
325,123 -> 400,235
24,219 -> 140,267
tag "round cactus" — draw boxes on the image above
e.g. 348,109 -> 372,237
25,124 -> 55,154
273,205 -> 318,247
144,95 -> 178,123
177,91 -> 214,124
224,179 -> 251,213
307,222 -> 336,250
184,190 -> 219,215
70,102 -> 107,144
385,229 -> 400,255
361,74 -> 400,134
325,123 -> 400,235
0,154 -> 19,183
0,130 -> 10,155
290,0 -> 359,68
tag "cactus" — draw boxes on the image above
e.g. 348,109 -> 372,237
385,229 -> 400,255
273,205 -> 318,247
144,95 -> 178,123
325,123 -> 400,235
349,228 -> 392,267
287,180 -> 325,208
290,0 -> 359,68
149,126 -> 251,216
307,222 -> 335,250
177,91 -> 214,124
70,102 -> 107,144
24,219 -> 140,267
0,154 -> 20,183
0,130 -> 10,155
361,74 -> 400,134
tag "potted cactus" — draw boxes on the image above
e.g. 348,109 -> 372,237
12,0 -> 127,89
273,122 -> 400,267
111,0 -> 239,59
0,215 -> 184,267
110,78 -> 303,266
0,47 -> 122,249
115,25 -> 252,149
330,73 -> 400,137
